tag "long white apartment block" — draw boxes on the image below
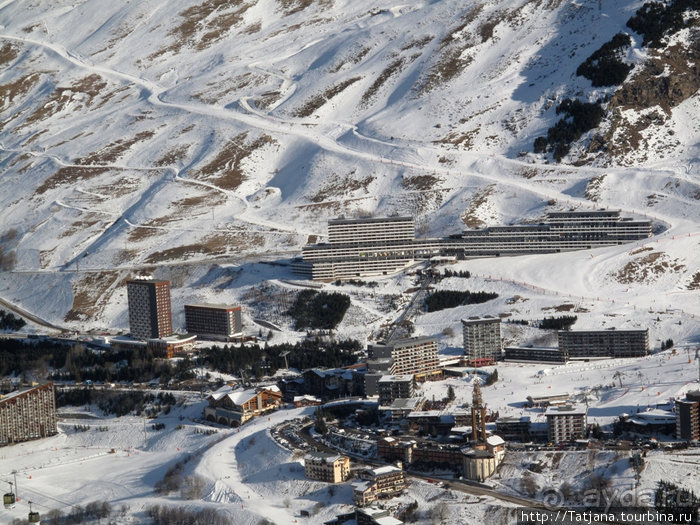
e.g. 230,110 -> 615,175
292,211 -> 653,281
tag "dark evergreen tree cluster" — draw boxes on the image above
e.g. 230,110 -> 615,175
447,385 -> 456,401
627,0 -> 698,48
484,369 -> 499,386
288,290 -> 351,330
576,33 -> 633,87
0,338 -> 196,384
201,339 -> 361,378
661,338 -> 675,350
655,480 -> 699,523
539,315 -> 578,330
534,99 -> 605,161
0,310 -> 25,331
424,290 -> 498,312
437,269 -> 471,280
0,338 -> 71,376
314,407 -> 328,434
630,452 -> 645,471
356,407 -> 379,426
57,389 -> 177,417
333,279 -> 379,288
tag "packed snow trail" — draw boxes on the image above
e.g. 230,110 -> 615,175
0,33 -> 683,230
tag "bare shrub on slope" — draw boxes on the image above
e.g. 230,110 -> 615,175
153,0 -> 254,56
65,271 -> 121,322
0,42 -> 19,65
308,171 -> 375,202
417,5 -> 483,95
293,76 -> 362,117
36,167 -> 109,195
194,132 -> 277,191
401,174 -> 443,191
615,252 -> 686,284
0,73 -> 42,113
76,130 -> 156,165
461,185 -> 495,228
144,231 -> 264,263
602,37 -> 700,161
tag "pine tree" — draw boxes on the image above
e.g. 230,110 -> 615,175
314,408 -> 328,435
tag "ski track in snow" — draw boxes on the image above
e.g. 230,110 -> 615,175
0,31 -> 689,236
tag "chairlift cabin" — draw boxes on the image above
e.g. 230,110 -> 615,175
28,500 -> 40,524
3,482 -> 16,509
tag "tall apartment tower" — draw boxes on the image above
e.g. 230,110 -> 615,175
461,317 -> 502,367
127,279 -> 173,340
676,391 -> 700,441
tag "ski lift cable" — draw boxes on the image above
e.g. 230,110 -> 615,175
1,475 -> 82,511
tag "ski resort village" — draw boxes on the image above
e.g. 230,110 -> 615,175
0,0 -> 699,524
1,210 -> 699,525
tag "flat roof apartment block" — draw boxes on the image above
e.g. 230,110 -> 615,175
504,346 -> 566,364
327,216 -> 415,244
368,337 -> 439,378
353,465 -> 406,506
558,329 -> 649,359
294,211 -> 652,281
304,451 -> 351,483
296,217 -> 419,281
378,375 -> 416,406
185,304 -> 242,340
462,317 -> 502,367
127,279 -> 172,340
0,383 -> 57,446
545,405 -> 588,443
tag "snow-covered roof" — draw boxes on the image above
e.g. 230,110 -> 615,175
305,451 -> 343,463
148,334 -> 197,343
487,435 -> 505,446
185,303 -> 240,310
378,374 -> 414,382
375,517 -> 403,525
545,404 -> 587,416
209,385 -> 279,405
630,409 -> 676,425
293,395 -> 321,402
369,465 -> 401,476
224,389 -> 258,405
389,397 -> 423,410
352,480 -> 373,492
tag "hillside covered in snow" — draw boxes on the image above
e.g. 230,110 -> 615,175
0,0 -> 697,333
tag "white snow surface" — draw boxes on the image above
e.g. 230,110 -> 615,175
0,0 -> 696,335
0,1 -> 698,522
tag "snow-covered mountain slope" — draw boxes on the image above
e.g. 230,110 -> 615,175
0,0 -> 697,329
